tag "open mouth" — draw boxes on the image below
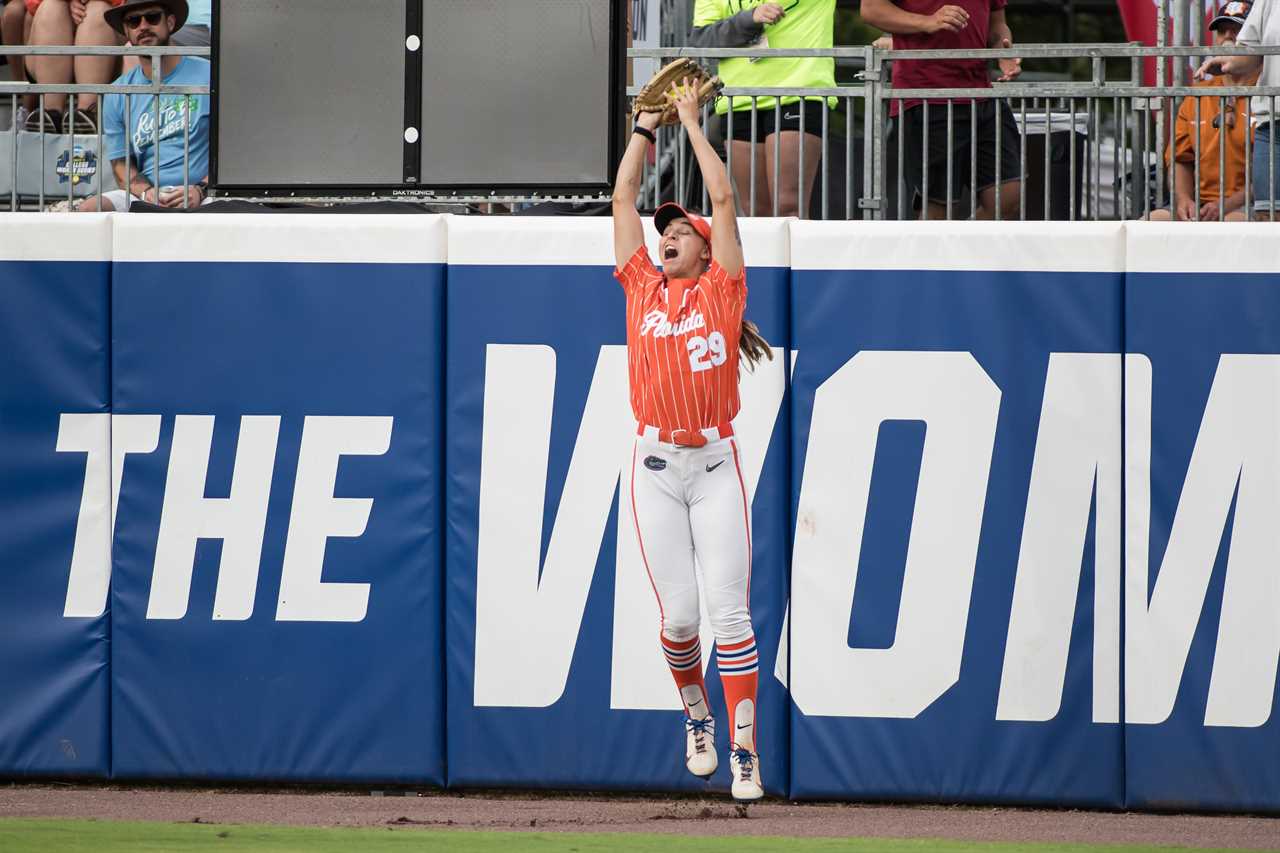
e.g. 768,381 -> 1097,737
663,246 -> 679,261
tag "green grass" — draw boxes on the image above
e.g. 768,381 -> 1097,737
0,819 -> 1258,853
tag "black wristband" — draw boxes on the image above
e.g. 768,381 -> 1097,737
632,124 -> 656,144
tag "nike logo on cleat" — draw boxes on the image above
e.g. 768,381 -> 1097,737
706,460 -> 725,472
737,723 -> 750,729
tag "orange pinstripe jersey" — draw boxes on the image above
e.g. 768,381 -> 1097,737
614,246 -> 747,432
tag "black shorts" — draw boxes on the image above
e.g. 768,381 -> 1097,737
723,98 -> 830,143
900,100 -> 1021,205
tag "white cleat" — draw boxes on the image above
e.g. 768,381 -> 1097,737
684,716 -> 718,778
729,746 -> 764,801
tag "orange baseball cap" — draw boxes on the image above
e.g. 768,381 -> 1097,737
654,203 -> 712,247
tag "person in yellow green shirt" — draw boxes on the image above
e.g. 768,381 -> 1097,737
691,0 -> 837,217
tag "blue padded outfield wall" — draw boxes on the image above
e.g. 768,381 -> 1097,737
0,216 -> 112,778
108,217 -> 447,783
1122,226 -> 1280,813
0,215 -> 1277,812
787,223 -> 1125,806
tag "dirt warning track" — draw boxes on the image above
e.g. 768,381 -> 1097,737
1,785 -> 1278,849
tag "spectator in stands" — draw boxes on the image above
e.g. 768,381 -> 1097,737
76,0 -> 208,211
121,0 -> 204,74
1198,0 -> 1278,219
23,0 -> 124,133
690,0 -> 837,217
1,0 -> 36,127
861,0 -> 1023,219
1152,1 -> 1258,222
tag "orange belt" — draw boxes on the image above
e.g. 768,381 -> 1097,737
637,423 -> 734,448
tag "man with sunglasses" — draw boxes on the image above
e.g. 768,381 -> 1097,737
78,0 -> 209,211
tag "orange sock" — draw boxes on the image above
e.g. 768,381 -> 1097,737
661,634 -> 710,719
717,634 -> 759,753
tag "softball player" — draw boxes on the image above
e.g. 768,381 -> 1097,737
611,84 -> 772,802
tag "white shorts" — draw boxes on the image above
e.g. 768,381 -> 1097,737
627,433 -> 754,645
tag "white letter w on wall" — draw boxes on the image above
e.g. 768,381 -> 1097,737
474,344 -> 632,708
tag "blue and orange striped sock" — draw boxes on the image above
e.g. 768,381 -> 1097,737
717,634 -> 759,752
662,634 -> 710,720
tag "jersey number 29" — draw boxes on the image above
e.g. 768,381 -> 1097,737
687,332 -> 727,373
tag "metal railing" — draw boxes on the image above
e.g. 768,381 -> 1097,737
4,42 -> 1280,219
0,45 -> 208,211
631,43 -> 1280,222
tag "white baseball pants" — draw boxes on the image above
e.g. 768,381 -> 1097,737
627,434 -> 753,646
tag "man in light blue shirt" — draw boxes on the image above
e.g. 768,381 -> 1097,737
78,0 -> 210,210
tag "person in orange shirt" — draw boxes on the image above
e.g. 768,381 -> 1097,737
612,82 -> 773,802
1150,0 -> 1259,222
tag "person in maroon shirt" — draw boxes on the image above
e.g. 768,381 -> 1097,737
862,0 -> 1023,219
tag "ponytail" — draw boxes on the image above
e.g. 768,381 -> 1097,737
738,319 -> 773,372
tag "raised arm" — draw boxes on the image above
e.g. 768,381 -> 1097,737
860,0 -> 970,35
613,110 -> 661,269
673,81 -> 743,278
688,3 -> 782,48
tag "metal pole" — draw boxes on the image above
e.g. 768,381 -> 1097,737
1114,98 -> 1122,220
96,91 -> 104,211
820,100 -> 828,220
772,100 -> 780,216
946,99 -> 954,218
866,45 -> 881,221
1044,100 -> 1051,219
9,94 -> 16,211
1019,99 -> 1026,219
845,95 -> 853,220
38,93 -> 45,210
797,99 -> 806,218
995,97 -> 1002,221
1155,0 -> 1168,208
1171,0 -> 1187,87
676,123 -> 686,207
1217,95 -> 1225,221
969,100 -> 977,219
1093,98 -> 1102,220
1169,94 -> 1178,216
922,100 -> 930,220
1152,102 -> 1162,216
152,52 -> 161,202
750,97 -> 758,216
1193,94 -> 1201,218
897,100 -> 906,220
124,93 -> 133,208
67,92 -> 75,206
1070,98 -> 1077,220
655,117 -> 663,206
701,101 -> 709,215
1244,97 -> 1252,221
